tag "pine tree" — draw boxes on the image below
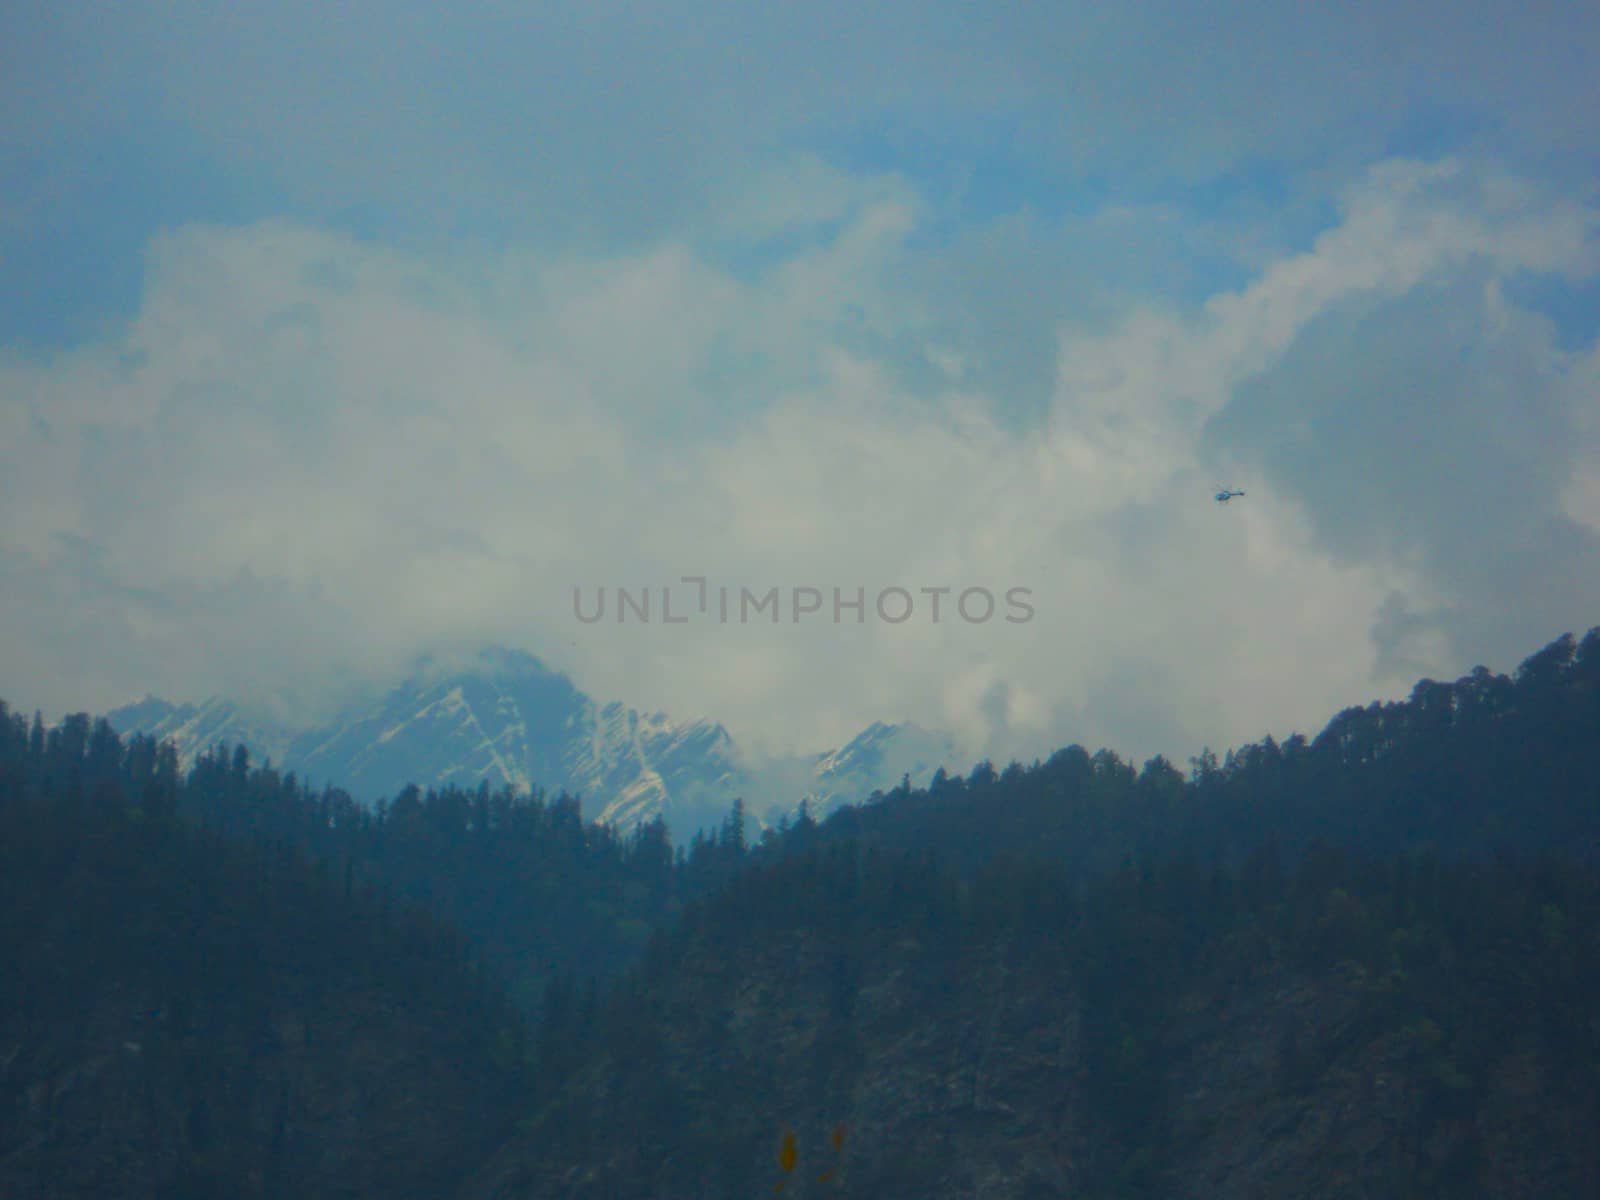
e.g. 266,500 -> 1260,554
724,797 -> 747,855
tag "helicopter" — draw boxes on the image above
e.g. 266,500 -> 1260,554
1214,487 -> 1245,503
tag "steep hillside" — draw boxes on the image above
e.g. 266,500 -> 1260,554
12,627 -> 1599,1198
809,628 -> 1600,875
458,628 -> 1600,1198
0,714 -> 525,1200
464,845 -> 1600,1199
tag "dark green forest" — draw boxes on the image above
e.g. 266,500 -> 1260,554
0,706 -> 525,1198
3,627 -> 1599,1197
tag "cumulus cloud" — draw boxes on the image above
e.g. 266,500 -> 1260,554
2,157 -> 1597,771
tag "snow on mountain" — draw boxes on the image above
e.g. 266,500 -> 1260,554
286,648 -> 583,803
106,695 -> 294,769
107,649 -> 964,842
750,719 -> 961,823
808,720 -> 958,808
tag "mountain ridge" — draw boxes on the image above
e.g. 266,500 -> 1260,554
107,649 -> 960,841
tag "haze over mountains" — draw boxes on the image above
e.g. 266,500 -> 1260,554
107,648 -> 957,841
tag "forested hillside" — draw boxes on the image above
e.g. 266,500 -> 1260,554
474,628 -> 1600,1197
3,627 -> 1598,1197
0,708 -> 760,1012
0,709 -> 525,1200
474,843 -> 1600,1198
803,628 -> 1600,874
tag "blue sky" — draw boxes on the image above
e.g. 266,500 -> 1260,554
4,1 -> 1599,766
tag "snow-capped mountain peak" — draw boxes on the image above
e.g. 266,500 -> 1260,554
108,648 -> 962,842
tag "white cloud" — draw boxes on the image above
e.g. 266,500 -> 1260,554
2,157 -> 1597,773
1560,341 -> 1600,534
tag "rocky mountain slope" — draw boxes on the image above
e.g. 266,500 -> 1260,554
108,649 -> 958,840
